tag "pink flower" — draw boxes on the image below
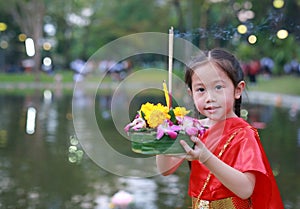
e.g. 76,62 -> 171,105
176,116 -> 206,136
124,117 -> 146,132
111,190 -> 133,206
156,120 -> 181,139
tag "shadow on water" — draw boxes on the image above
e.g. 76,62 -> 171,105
0,91 -> 299,209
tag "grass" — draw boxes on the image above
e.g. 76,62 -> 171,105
0,70 -> 300,96
0,70 -> 74,83
247,75 -> 300,96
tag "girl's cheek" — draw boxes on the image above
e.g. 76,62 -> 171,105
194,97 -> 205,107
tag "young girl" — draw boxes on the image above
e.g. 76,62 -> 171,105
156,48 -> 284,209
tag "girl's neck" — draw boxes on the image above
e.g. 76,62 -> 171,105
201,116 -> 238,128
200,118 -> 215,128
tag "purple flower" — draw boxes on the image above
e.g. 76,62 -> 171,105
156,120 -> 181,139
124,117 -> 146,132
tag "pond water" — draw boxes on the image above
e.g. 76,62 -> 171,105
0,92 -> 299,209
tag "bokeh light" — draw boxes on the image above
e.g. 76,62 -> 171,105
237,24 -> 248,34
0,22 -> 7,31
68,135 -> 84,164
18,33 -> 27,42
43,42 -> 52,51
241,109 -> 249,120
43,57 -> 52,67
25,38 -> 35,57
277,29 -> 288,39
26,107 -> 37,135
248,35 -> 257,44
43,90 -> 52,103
273,0 -> 284,9
0,40 -> 8,49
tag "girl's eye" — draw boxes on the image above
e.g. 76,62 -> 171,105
215,85 -> 223,90
196,87 -> 205,92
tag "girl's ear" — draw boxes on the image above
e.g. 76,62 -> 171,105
235,81 -> 245,99
187,88 -> 192,96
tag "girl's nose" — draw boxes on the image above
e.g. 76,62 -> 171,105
205,91 -> 216,103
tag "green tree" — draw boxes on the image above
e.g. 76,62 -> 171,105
46,0 -> 176,67
1,0 -> 300,73
83,0 -> 174,57
46,0 -> 97,67
2,0 -> 45,80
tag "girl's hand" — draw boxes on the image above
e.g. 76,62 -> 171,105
180,136 -> 212,163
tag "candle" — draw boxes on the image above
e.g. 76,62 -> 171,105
168,27 -> 174,108
163,80 -> 170,109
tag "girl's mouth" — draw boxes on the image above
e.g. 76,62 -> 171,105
205,106 -> 219,113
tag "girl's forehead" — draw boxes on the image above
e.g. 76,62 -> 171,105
192,62 -> 228,81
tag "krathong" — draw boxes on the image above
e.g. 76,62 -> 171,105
124,82 -> 206,155
124,102 -> 206,140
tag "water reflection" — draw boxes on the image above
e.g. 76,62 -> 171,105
0,93 -> 299,208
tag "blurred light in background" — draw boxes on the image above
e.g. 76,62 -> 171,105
26,107 -> 37,135
236,1 -> 255,22
43,57 -> 52,67
241,109 -> 249,120
0,22 -> 7,32
277,29 -> 288,39
43,90 -> 52,103
273,0 -> 284,9
42,57 -> 53,72
248,35 -> 257,44
44,23 -> 56,36
0,40 -> 8,49
43,42 -> 52,51
237,24 -> 248,34
25,38 -> 35,57
68,135 -> 84,164
18,33 -> 27,42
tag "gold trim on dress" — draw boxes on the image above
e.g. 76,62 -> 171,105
192,197 -> 252,209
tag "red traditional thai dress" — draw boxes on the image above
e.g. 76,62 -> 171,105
189,117 -> 284,209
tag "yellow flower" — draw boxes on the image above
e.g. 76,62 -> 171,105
139,103 -> 171,128
147,109 -> 167,128
155,103 -> 170,115
173,107 -> 190,117
139,102 -> 154,117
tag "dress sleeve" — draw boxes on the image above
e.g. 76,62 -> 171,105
221,127 -> 283,209
225,127 -> 268,174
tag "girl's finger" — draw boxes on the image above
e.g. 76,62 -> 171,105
190,136 -> 199,143
180,140 -> 193,153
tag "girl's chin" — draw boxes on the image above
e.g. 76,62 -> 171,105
203,114 -> 226,122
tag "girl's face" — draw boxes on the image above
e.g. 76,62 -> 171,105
190,62 -> 244,123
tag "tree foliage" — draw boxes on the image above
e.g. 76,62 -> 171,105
0,0 -> 299,73
0,0 -> 45,79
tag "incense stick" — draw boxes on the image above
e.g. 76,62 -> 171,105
168,27 -> 174,108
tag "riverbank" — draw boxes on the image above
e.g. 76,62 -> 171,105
0,81 -> 299,109
0,72 -> 300,108
1,72 -> 300,94
245,91 -> 300,109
